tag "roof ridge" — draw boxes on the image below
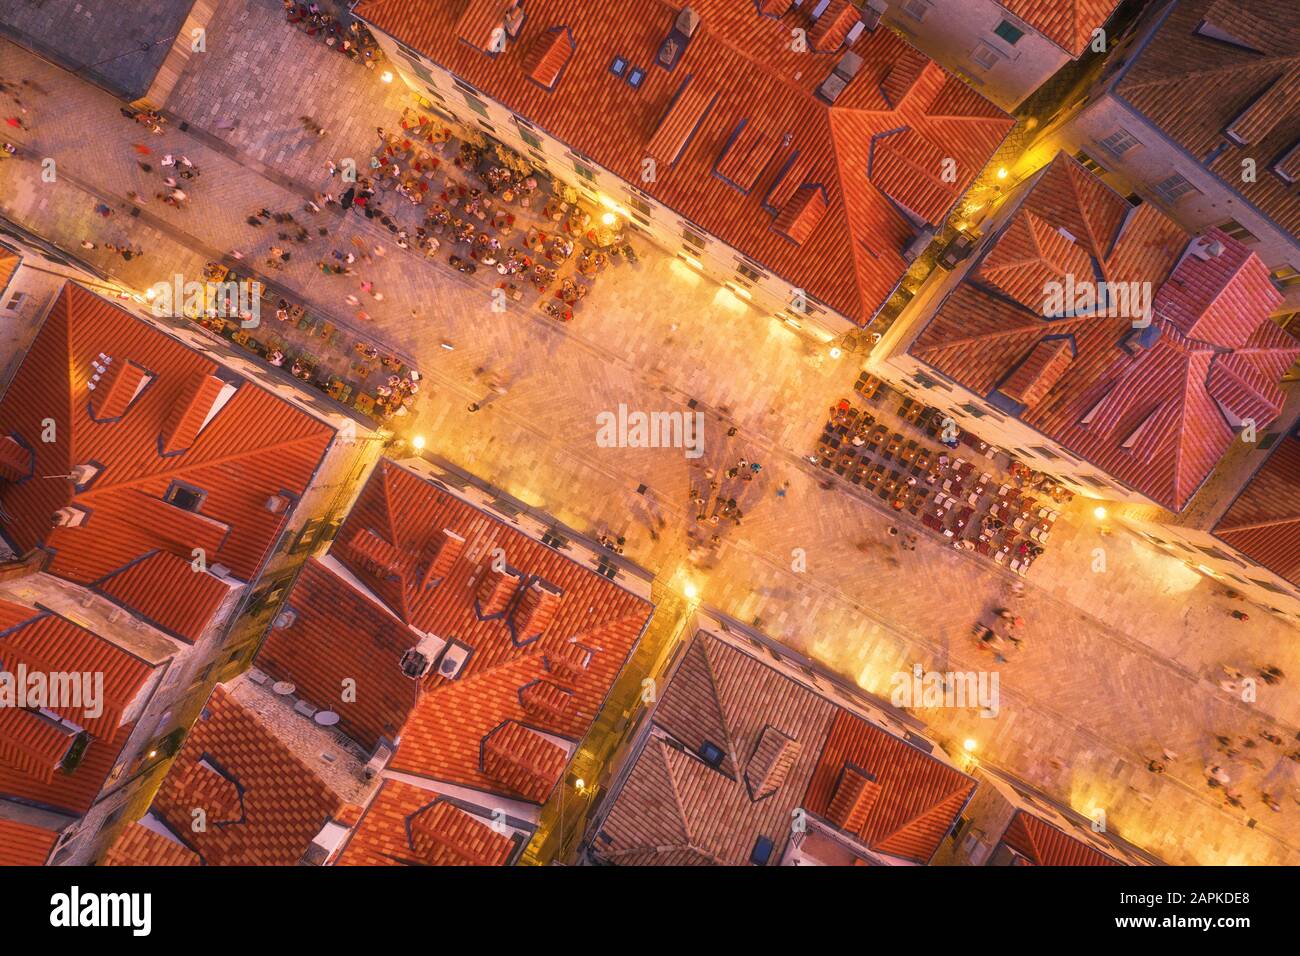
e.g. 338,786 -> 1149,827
697,634 -> 739,773
76,430 -> 329,499
870,778 -> 972,851
1120,53 -> 1300,89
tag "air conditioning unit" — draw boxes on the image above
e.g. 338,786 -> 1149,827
399,630 -> 447,679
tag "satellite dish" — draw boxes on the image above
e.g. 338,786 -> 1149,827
272,681 -> 296,696
314,710 -> 340,727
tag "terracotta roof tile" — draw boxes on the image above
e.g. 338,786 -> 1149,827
90,359 -> 152,422
0,284 -> 334,586
809,0 -> 858,53
1213,430 -> 1300,588
522,25 -> 575,90
258,459 -> 653,827
338,779 -> 516,865
0,718 -> 134,816
0,818 -> 60,865
150,685 -> 346,865
997,0 -> 1122,57
102,820 -> 202,866
0,708 -> 77,783
596,631 -> 970,865
1115,0 -> 1300,235
0,435 -> 33,481
94,551 -> 232,643
1001,810 -> 1122,865
911,153 -> 1299,510
773,184 -> 828,245
354,0 -> 1010,324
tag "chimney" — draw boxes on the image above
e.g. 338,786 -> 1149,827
299,821 -> 350,866
264,494 -> 289,514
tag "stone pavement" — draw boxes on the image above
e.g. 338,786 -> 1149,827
3,7 -> 1299,864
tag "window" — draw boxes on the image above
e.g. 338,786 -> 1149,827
902,0 -> 929,21
1196,545 -> 1246,567
1073,150 -> 1107,175
4,291 -> 25,310
626,195 -> 652,216
1030,445 -> 1062,461
516,124 -> 541,150
737,262 -> 764,283
291,517 -> 324,555
1155,173 -> 1199,203
699,741 -> 725,767
476,119 -> 496,134
1271,266 -> 1300,289
993,20 -> 1024,45
682,227 -> 707,249
960,402 -> 987,419
609,55 -> 627,77
1217,219 -> 1257,243
460,91 -> 490,118
970,41 -> 1001,70
626,66 -> 645,88
1250,578 -> 1292,595
1098,128 -> 1141,156
572,158 -> 597,181
164,481 -> 205,512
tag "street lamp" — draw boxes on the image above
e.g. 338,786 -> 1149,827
412,434 -> 426,451
1093,505 -> 1107,521
381,71 -> 394,83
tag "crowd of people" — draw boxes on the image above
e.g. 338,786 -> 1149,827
282,1 -> 383,69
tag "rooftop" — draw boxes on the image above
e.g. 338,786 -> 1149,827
0,283 -> 336,639
1113,0 -> 1300,237
909,151 -> 1300,510
135,682 -> 366,865
997,0 -> 1123,57
592,629 -> 973,866
1212,426 -> 1300,589
354,0 -> 1012,324
257,457 -> 656,858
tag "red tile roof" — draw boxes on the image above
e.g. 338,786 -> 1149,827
804,710 -> 974,863
911,152 -> 1300,510
0,283 -> 335,590
102,820 -> 202,866
259,459 -> 653,815
522,25 -> 575,89
1213,430 -> 1300,588
355,0 -> 1011,324
996,0 -> 1122,56
0,718 -> 135,816
256,558 -> 421,750
1114,0 -> 1300,236
94,551 -> 233,643
594,631 -> 971,865
1000,809 -> 1122,865
338,779 -> 516,865
149,685 -> 347,865
0,818 -> 60,865
0,601 -> 154,739
0,244 -> 17,299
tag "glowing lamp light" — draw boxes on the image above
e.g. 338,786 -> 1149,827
600,211 -> 617,226
683,580 -> 700,601
963,738 -> 977,753
574,778 -> 586,791
1093,506 -> 1108,521
381,71 -> 394,83
829,347 -> 842,359
996,167 -> 1009,180
412,435 -> 426,451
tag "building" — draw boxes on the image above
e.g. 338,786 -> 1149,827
0,259 -> 383,863
100,678 -> 371,866
237,456 -> 654,865
0,0 -> 216,108
584,614 -> 975,866
1017,0 -> 1300,310
878,0 -> 1124,110
355,0 -> 1012,339
933,765 -> 1159,865
1120,425 -> 1300,623
870,150 -> 1300,512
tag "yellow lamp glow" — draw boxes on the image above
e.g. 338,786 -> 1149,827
683,580 -> 700,601
412,435 -> 426,451
1093,506 -> 1108,521
600,211 -> 617,226
996,167 -> 1008,180
963,738 -> 977,752
381,71 -> 394,83
829,347 -> 843,359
